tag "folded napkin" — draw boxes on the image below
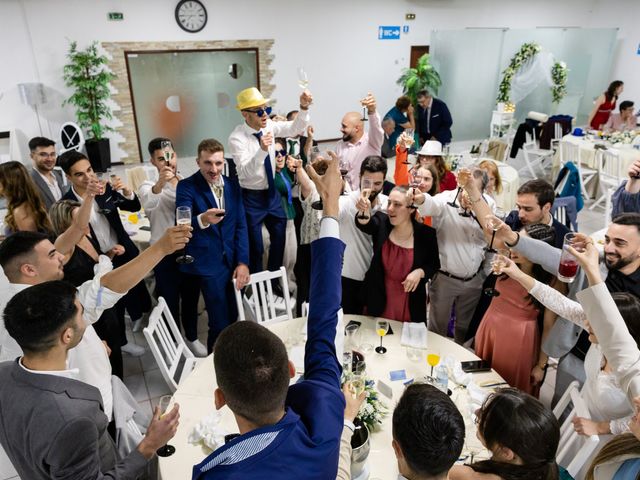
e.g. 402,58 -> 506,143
188,412 -> 229,451
401,322 -> 428,349
448,358 -> 472,387
467,381 -> 488,409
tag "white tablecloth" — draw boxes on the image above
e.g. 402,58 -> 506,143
158,315 -> 506,480
118,209 -> 151,250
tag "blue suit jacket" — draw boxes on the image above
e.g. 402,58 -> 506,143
192,236 -> 346,480
417,97 -> 453,145
175,172 -> 249,277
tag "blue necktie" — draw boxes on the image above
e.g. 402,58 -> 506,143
253,132 -> 275,193
278,171 -> 293,205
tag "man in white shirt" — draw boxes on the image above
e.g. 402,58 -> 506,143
139,137 -> 206,357
27,136 -> 67,210
228,87 -> 312,278
335,94 -> 384,191
413,168 -> 494,343
338,155 -> 388,314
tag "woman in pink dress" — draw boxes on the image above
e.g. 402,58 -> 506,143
475,223 -> 560,396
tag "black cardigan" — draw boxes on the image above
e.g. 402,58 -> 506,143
356,212 -> 440,322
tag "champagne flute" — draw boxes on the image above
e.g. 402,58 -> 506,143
427,349 -> 440,377
175,206 -> 194,264
339,157 -> 350,196
161,140 -> 179,179
297,67 -> 309,90
408,169 -> 421,209
375,320 -> 389,354
458,191 -> 472,218
349,374 -> 366,398
401,132 -> 415,164
156,395 -> 176,457
357,179 -> 372,220
360,92 -> 369,122
95,172 -> 112,215
484,248 -> 510,297
484,208 -> 506,253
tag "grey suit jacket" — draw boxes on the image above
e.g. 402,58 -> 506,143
29,168 -> 67,211
512,236 -> 608,358
0,360 -> 147,480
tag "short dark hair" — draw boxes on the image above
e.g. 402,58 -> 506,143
393,384 -> 465,477
213,321 -> 290,425
416,90 -> 430,99
148,137 -> 172,156
396,96 -> 411,111
57,150 -> 89,174
620,100 -> 634,112
517,179 -> 555,209
612,212 -> 640,232
360,155 -> 388,178
612,292 -> 640,350
4,281 -> 79,354
197,138 -> 224,158
28,137 -> 55,152
0,231 -> 49,281
286,110 -> 298,121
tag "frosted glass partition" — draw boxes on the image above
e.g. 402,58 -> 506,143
126,49 -> 259,160
431,28 -> 618,141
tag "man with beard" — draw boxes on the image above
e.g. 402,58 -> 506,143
335,94 -> 384,191
28,136 -> 68,210
338,156 -> 388,314
494,212 -> 640,404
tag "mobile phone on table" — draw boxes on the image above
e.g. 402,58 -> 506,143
460,360 -> 491,373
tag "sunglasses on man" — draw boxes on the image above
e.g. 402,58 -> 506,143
244,106 -> 273,117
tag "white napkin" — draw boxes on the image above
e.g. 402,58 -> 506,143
401,322 -> 428,348
467,381 -> 488,408
188,412 -> 229,451
450,360 -> 472,387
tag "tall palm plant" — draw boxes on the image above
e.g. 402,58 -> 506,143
396,54 -> 442,104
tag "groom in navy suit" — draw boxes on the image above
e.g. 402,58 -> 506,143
176,139 -> 250,351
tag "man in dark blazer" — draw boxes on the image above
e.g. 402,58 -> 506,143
176,139 -> 250,352
416,90 -> 453,146
58,150 -> 151,357
0,281 -> 179,480
27,136 -> 68,210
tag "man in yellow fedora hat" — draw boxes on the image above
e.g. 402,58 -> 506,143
228,86 -> 313,283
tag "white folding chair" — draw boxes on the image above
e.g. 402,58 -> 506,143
552,381 -> 600,478
558,140 -> 597,201
233,266 -> 295,325
520,131 -> 553,179
125,165 -> 159,194
590,149 -> 624,225
143,297 -> 200,392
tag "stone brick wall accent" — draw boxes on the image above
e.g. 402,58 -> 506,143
102,39 -> 275,164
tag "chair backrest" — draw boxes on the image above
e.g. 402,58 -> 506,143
125,165 -> 159,194
553,122 -> 563,140
558,140 -> 581,167
552,381 -> 600,477
551,196 -> 578,231
143,297 -> 196,392
596,149 -> 624,188
234,266 -> 294,325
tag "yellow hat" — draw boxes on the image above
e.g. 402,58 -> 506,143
236,87 -> 271,110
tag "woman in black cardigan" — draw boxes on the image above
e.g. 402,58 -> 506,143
355,186 -> 440,322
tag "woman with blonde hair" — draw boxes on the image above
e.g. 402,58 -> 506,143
0,160 -> 53,234
479,159 -> 502,197
586,432 -> 640,479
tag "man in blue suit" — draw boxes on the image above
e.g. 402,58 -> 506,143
416,89 -> 453,146
192,152 -> 346,480
176,139 -> 250,352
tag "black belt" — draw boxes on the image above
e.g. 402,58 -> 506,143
438,270 -> 478,282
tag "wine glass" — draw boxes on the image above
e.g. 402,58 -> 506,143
357,179 -> 372,220
360,92 -> 369,122
458,191 -> 473,218
95,172 -> 112,215
400,132 -> 415,164
484,248 -> 510,297
427,348 -> 440,377
375,320 -> 389,354
348,373 -> 366,398
161,140 -> 179,179
156,395 -> 176,457
339,157 -> 350,196
297,67 -> 309,90
175,206 -> 194,264
408,170 -> 421,209
484,208 -> 506,253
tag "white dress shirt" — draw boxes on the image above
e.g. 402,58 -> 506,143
418,189 -> 495,278
228,111 -> 310,190
71,186 -> 119,252
138,177 -> 181,245
338,190 -> 388,281
35,169 -> 63,202
0,255 -> 125,421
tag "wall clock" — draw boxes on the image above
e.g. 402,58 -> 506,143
175,0 -> 207,33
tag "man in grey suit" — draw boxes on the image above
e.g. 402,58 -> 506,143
28,137 -> 68,210
0,281 -> 179,480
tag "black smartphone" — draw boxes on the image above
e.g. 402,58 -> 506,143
461,360 -> 492,373
215,212 -> 226,217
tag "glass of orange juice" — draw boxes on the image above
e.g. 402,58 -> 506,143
427,349 -> 441,377
375,320 -> 389,354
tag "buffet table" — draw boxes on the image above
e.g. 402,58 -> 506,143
158,315 -> 507,480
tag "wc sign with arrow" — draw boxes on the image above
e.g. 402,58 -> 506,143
378,26 -> 401,40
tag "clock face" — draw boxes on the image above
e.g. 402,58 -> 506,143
175,0 -> 207,33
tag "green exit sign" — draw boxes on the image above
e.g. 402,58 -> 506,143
108,12 -> 124,21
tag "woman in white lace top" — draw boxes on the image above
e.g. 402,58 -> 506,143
496,254 -> 640,441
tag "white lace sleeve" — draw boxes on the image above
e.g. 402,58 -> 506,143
529,280 -> 586,327
610,415 -> 633,435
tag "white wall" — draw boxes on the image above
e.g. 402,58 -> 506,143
0,0 -> 638,163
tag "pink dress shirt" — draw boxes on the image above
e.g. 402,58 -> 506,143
603,113 -> 637,132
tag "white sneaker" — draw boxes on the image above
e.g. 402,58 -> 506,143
131,318 -> 144,333
121,343 -> 145,357
187,339 -> 208,357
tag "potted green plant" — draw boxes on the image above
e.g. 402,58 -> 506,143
396,53 -> 442,104
63,41 -> 116,172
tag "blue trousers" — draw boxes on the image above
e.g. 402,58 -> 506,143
242,189 -> 287,274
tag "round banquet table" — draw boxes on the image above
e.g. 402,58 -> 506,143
158,315 -> 507,480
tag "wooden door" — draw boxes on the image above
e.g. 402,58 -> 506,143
410,46 -> 430,68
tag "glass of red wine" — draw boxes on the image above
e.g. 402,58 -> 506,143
557,232 -> 580,283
